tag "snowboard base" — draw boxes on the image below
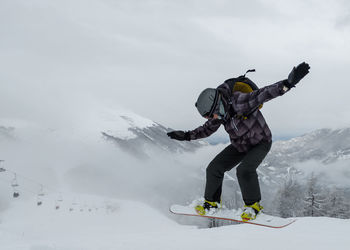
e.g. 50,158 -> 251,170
170,204 -> 296,229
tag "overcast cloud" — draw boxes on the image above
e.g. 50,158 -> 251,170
1,0 -> 350,138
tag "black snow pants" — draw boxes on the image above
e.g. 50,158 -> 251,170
204,141 -> 272,205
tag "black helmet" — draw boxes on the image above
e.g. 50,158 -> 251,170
195,88 -> 220,118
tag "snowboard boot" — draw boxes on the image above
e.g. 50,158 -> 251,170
195,200 -> 218,216
241,202 -> 263,221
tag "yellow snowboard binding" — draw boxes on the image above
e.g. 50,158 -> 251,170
241,202 -> 263,221
195,200 -> 218,216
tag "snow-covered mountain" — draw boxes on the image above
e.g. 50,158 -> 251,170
0,110 -> 206,160
269,128 -> 350,165
100,113 -> 205,159
257,127 -> 350,186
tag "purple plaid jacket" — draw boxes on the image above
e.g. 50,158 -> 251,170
188,80 -> 289,152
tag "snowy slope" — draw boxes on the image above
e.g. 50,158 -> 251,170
0,197 -> 349,250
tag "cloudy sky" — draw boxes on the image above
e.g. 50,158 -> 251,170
1,0 -> 350,139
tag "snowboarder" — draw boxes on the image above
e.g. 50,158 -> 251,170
167,62 -> 310,221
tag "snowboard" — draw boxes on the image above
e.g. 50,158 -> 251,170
170,204 -> 296,229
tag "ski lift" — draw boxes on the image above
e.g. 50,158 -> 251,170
79,202 -> 87,212
11,174 -> 19,187
55,193 -> 63,211
57,193 -> 63,202
0,160 -> 5,172
37,198 -> 43,206
55,193 -> 63,210
69,199 -> 78,212
37,185 -> 45,206
11,173 -> 20,198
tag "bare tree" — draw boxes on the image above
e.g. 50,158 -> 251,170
323,186 -> 350,219
303,173 -> 327,217
274,170 -> 304,218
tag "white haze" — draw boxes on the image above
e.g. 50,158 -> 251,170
0,110 -> 227,216
294,159 -> 350,187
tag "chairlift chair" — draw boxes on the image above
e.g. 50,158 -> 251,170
36,185 -> 45,205
57,193 -> 63,202
11,174 -> 20,198
69,199 -> 78,212
0,160 -> 5,172
11,174 -> 19,187
55,193 -> 64,210
37,199 -> 43,206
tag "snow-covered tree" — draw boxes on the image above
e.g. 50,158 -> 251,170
303,173 -> 327,217
274,171 -> 304,218
323,186 -> 350,219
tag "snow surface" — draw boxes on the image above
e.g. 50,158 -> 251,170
0,196 -> 349,250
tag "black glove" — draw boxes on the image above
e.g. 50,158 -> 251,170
167,130 -> 191,141
285,62 -> 310,88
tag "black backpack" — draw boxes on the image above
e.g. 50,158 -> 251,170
224,69 -> 260,94
222,69 -> 263,119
